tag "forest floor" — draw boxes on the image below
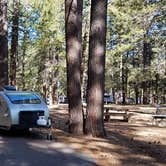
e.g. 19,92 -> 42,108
47,104 -> 166,166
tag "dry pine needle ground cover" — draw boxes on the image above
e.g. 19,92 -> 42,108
49,105 -> 166,166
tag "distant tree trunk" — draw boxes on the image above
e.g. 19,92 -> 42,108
142,40 -> 153,104
122,53 -> 128,105
155,73 -> 159,103
37,51 -> 46,93
122,64 -> 126,105
142,40 -> 147,104
51,54 -> 59,105
86,0 -> 107,137
112,87 -> 115,103
51,81 -> 58,104
125,67 -> 128,99
65,0 -> 83,135
48,50 -> 59,105
135,84 -> 139,104
21,29 -> 27,90
42,83 -> 47,103
121,55 -> 127,105
10,0 -> 19,86
0,0 -> 8,87
81,20 -> 89,99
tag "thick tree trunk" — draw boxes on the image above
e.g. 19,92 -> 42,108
10,0 -> 19,86
65,0 -> 83,135
86,0 -> 107,137
0,0 -> 8,87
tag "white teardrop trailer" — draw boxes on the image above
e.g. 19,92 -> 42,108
0,89 -> 52,140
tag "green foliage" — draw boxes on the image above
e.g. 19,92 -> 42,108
10,0 -> 66,95
7,0 -> 165,103
106,0 -> 165,102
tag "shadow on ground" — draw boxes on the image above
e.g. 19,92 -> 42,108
0,129 -> 97,166
49,106 -> 166,166
105,124 -> 166,166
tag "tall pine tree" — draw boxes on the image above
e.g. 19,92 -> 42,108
65,0 -> 83,135
10,0 -> 19,86
0,0 -> 8,87
86,0 -> 107,137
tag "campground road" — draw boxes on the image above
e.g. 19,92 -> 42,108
0,130 -> 96,166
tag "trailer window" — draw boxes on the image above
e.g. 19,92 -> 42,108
6,93 -> 41,104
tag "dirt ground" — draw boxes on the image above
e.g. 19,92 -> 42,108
48,105 -> 166,166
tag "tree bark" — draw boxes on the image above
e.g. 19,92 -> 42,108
86,0 -> 107,137
142,41 -> 152,104
48,50 -> 59,105
135,84 -> 139,104
142,41 -> 148,104
65,0 -> 83,135
81,20 -> 89,99
0,0 -> 8,87
155,73 -> 159,104
21,29 -> 27,90
121,55 -> 128,105
37,51 -> 46,93
51,54 -> 59,105
10,0 -> 19,86
112,87 -> 115,103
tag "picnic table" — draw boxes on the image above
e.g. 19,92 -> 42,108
103,105 -> 129,122
83,104 -> 129,122
152,105 -> 166,126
